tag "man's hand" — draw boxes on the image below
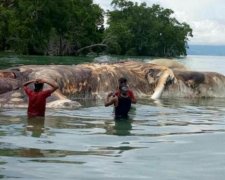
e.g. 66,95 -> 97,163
107,91 -> 114,97
35,79 -> 44,84
105,91 -> 117,107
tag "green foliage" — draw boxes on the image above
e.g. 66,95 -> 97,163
0,0 -> 15,51
104,0 -> 193,57
0,0 -> 192,57
0,0 -> 104,55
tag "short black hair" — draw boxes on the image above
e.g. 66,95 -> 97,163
34,83 -> 44,92
118,77 -> 127,84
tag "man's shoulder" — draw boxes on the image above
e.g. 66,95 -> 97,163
23,86 -> 29,90
128,89 -> 133,92
41,89 -> 53,96
128,89 -> 134,95
24,86 -> 33,94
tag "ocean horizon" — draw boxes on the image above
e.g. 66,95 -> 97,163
187,45 -> 225,56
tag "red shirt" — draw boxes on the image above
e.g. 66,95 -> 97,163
115,89 -> 135,100
24,86 -> 52,118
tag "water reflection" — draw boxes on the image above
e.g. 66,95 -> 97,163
103,118 -> 133,136
111,106 -> 135,136
113,119 -> 133,136
26,117 -> 45,137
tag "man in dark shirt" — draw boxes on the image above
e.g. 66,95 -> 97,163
114,77 -> 137,104
105,85 -> 131,119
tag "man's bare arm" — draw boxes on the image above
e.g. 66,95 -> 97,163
105,92 -> 117,107
23,79 -> 36,87
39,79 -> 58,93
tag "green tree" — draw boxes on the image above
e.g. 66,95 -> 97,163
67,0 -> 104,55
104,0 -> 193,57
0,0 -> 16,51
46,0 -> 104,55
0,0 -> 104,55
9,0 -> 54,54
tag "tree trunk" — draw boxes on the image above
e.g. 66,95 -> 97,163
76,44 -> 107,55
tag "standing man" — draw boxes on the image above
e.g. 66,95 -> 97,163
23,79 -> 58,118
115,77 -> 137,104
105,84 -> 131,119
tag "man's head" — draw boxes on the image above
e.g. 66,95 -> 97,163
34,82 -> 44,92
118,77 -> 127,85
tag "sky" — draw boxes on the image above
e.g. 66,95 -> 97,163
93,0 -> 225,46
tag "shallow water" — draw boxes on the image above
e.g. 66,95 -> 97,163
1,55 -> 225,179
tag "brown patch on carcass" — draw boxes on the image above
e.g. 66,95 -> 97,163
175,71 -> 205,89
0,71 -> 16,79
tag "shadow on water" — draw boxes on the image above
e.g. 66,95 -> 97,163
104,118 -> 133,136
26,117 -> 45,137
114,119 -> 133,135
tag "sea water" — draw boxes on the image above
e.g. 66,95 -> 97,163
0,55 -> 225,179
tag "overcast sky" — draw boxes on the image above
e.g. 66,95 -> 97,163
93,0 -> 225,45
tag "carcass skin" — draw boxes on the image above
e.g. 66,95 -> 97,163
0,60 -> 225,108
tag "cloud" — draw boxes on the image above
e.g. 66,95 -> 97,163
152,0 -> 225,45
191,20 -> 225,45
93,0 -> 225,45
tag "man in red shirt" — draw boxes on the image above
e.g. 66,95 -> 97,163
114,77 -> 137,104
23,79 -> 58,118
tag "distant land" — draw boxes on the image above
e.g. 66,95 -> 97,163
187,45 -> 225,56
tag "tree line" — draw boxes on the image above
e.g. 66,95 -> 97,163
0,0 -> 193,57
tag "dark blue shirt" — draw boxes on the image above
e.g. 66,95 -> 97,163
115,96 -> 131,119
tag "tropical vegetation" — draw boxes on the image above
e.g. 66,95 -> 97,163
0,0 -> 193,57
